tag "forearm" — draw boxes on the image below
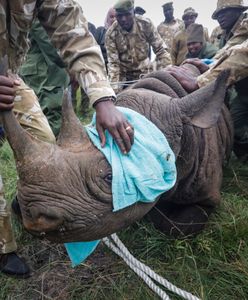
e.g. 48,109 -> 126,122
37,0 -> 114,105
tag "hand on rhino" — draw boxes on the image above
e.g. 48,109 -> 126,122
0,75 -> 20,111
94,100 -> 134,154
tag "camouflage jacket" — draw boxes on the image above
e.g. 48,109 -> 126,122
105,15 -> 171,92
171,26 -> 210,65
210,25 -> 223,49
157,18 -> 184,50
197,13 -> 248,88
0,0 -> 114,105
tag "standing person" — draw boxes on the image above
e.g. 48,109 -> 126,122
157,2 -> 184,51
96,8 -> 116,71
105,0 -> 171,94
167,0 -> 248,160
171,7 -> 209,65
0,0 -> 134,278
19,20 -> 70,137
185,24 -> 218,60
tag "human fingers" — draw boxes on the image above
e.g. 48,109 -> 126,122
96,123 -> 106,148
124,123 -> 134,145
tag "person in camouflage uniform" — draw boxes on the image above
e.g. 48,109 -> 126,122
167,0 -> 248,161
105,0 -> 171,94
0,0 -> 134,278
157,2 -> 184,51
186,24 -> 218,60
19,20 -> 70,137
171,7 -> 210,65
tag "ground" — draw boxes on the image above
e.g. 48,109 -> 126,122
0,138 -> 247,300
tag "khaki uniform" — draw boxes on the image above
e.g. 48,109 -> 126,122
210,25 -> 223,49
197,14 -> 248,157
171,27 -> 210,65
157,18 -> 184,50
105,15 -> 171,93
0,0 -> 114,254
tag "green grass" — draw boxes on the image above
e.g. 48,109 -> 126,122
0,142 -> 248,299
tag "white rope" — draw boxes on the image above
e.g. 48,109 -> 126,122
110,79 -> 139,87
102,234 -> 201,300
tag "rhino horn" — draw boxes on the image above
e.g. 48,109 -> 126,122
178,69 -> 230,128
56,89 -> 91,152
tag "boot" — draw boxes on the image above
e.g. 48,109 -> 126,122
11,197 -> 22,220
0,252 -> 30,278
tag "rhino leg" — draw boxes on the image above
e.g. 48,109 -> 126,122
148,202 -> 215,238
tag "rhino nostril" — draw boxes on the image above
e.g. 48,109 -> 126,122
23,207 -> 63,233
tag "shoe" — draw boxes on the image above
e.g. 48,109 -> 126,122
11,197 -> 22,220
0,252 -> 30,278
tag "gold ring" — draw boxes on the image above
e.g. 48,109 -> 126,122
125,126 -> 132,131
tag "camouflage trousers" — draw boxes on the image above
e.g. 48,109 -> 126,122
0,75 -> 55,254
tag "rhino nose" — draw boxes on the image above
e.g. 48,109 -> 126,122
23,207 -> 63,233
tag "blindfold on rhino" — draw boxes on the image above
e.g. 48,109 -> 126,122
1,64 -> 232,242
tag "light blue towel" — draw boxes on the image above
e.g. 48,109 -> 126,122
65,107 -> 177,266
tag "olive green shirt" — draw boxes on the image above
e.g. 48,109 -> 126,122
197,13 -> 248,87
0,0 -> 114,105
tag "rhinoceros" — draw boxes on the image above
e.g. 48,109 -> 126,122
1,64 -> 233,242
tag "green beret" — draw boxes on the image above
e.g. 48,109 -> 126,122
114,0 -> 134,12
162,2 -> 173,10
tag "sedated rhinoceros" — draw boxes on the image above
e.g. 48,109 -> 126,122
1,64 -> 233,242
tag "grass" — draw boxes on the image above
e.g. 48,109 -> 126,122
0,119 -> 248,299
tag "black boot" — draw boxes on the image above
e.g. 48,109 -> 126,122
11,197 -> 22,220
0,252 -> 30,278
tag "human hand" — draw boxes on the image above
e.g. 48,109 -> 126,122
166,66 -> 199,93
0,75 -> 20,111
182,58 -> 209,74
94,100 -> 134,154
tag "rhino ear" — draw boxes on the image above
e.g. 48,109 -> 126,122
57,90 -> 90,151
178,70 -> 230,128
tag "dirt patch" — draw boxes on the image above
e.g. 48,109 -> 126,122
10,233 -> 119,300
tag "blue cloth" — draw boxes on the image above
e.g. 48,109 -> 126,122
65,107 -> 177,266
201,58 -> 215,65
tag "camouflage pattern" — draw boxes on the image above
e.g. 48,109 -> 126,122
197,13 -> 248,87
0,75 -> 55,254
212,0 -> 248,19
0,0 -> 115,105
197,13 -> 248,155
210,25 -> 223,49
1,0 -> 114,255
114,0 -> 134,12
171,27 -> 210,65
105,15 -> 171,93
157,18 -> 184,50
0,176 -> 17,254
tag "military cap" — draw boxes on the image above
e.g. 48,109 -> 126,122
134,6 -> 146,15
182,7 -> 198,20
212,0 -> 248,19
162,2 -> 173,10
187,23 -> 204,44
114,0 -> 134,13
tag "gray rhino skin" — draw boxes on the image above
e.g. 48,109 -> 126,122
1,64 -> 233,243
